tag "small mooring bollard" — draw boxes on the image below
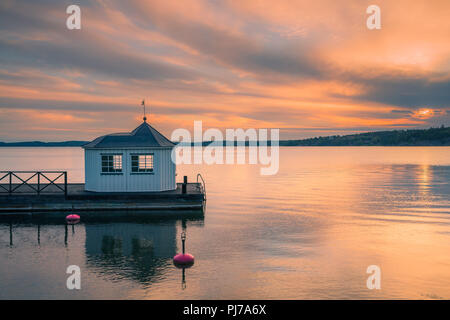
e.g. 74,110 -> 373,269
173,230 -> 194,267
182,175 -> 187,194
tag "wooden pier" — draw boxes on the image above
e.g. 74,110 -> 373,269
0,120 -> 208,218
0,171 -> 206,217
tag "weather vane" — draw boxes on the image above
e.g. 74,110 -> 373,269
141,99 -> 147,122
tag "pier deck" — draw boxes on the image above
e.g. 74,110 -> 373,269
0,182 -> 205,216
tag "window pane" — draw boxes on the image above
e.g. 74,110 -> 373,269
101,154 -> 122,173
130,154 -> 154,172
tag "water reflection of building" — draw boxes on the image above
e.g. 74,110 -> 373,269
84,221 -> 176,284
83,216 -> 203,286
86,222 -> 176,257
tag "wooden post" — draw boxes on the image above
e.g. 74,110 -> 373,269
182,175 -> 187,194
64,172 -> 68,198
8,171 -> 12,195
37,172 -> 40,195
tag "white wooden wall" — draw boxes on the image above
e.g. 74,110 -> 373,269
84,148 -> 176,192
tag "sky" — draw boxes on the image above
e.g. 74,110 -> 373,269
0,0 -> 449,142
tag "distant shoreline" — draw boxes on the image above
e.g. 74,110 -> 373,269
0,144 -> 449,147
1,126 -> 449,147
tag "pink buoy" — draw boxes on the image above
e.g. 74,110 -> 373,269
173,253 -> 195,267
173,231 -> 194,267
66,214 -> 80,224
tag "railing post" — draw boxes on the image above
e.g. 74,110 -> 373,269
9,171 -> 12,195
64,171 -> 68,199
37,172 -> 40,195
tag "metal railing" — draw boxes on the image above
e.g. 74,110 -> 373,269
0,171 -> 67,197
196,173 -> 206,201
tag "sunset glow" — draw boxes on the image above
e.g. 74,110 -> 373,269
0,0 -> 449,141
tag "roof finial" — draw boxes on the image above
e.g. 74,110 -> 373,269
141,99 -> 147,122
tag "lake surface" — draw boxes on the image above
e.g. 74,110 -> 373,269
0,147 -> 449,299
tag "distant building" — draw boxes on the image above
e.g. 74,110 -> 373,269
83,119 -> 176,192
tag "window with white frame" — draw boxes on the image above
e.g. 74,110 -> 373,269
131,154 -> 154,173
101,154 -> 122,173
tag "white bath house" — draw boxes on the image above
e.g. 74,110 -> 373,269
83,118 -> 176,192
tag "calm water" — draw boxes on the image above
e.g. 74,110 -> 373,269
0,147 -> 449,299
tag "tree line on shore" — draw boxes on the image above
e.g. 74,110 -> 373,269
0,126 -> 448,147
